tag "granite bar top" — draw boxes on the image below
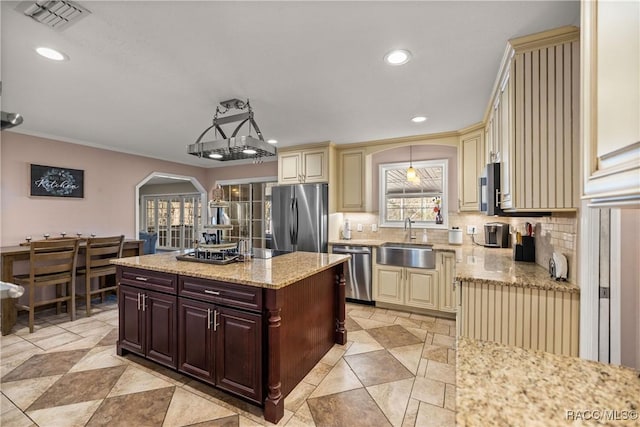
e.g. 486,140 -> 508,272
457,337 -> 640,426
112,251 -> 350,290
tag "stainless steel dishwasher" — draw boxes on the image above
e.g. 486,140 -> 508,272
331,245 -> 372,303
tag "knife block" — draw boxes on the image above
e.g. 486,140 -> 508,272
514,236 -> 535,262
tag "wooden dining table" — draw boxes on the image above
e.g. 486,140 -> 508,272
0,239 -> 144,283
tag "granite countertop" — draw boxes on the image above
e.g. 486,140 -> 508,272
112,251 -> 350,290
457,337 -> 640,426
330,239 -> 578,293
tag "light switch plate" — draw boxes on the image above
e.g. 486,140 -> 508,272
371,224 -> 378,232
357,224 -> 363,232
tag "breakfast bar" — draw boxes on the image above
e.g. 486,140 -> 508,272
112,250 -> 349,424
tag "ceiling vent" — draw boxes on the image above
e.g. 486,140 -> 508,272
187,99 -> 276,162
16,0 -> 91,31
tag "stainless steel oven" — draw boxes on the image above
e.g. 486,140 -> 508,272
331,245 -> 372,303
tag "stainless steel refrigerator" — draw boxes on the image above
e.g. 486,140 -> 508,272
271,183 -> 328,253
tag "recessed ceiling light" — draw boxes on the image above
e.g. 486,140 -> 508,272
384,49 -> 411,66
242,148 -> 257,155
209,153 -> 223,159
35,46 -> 68,61
267,139 -> 278,144
411,116 -> 427,123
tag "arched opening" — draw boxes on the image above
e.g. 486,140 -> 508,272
135,172 -> 207,251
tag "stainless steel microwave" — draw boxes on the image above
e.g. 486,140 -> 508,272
479,163 -> 504,216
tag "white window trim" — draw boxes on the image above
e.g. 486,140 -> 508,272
379,159 -> 448,229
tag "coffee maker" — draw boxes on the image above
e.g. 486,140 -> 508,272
484,222 -> 510,248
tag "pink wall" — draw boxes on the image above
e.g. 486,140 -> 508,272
1,132 -> 207,245
205,160 -> 278,189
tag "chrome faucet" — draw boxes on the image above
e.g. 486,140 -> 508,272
404,217 -> 416,240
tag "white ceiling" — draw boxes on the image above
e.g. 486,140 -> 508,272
1,1 -> 580,167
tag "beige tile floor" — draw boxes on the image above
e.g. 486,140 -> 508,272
0,300 -> 456,426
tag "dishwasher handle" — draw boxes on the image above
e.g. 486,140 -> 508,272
331,246 -> 372,255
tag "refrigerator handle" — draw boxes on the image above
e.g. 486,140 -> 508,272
292,198 -> 299,245
289,198 -> 296,244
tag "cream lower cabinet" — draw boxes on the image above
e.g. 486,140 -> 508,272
437,252 -> 456,313
373,265 -> 437,310
374,252 -> 456,314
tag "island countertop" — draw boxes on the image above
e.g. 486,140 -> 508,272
457,337 -> 640,426
112,250 -> 350,290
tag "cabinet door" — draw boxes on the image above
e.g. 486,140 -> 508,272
302,149 -> 328,182
459,131 -> 484,211
373,265 -> 403,304
438,253 -> 457,313
215,307 -> 262,403
178,298 -> 214,384
499,75 -> 513,209
405,268 -> 438,310
278,152 -> 302,184
339,150 -> 365,211
145,290 -> 177,368
118,285 -> 144,356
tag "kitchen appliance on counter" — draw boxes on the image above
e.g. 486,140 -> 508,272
448,227 -> 463,245
549,252 -> 568,281
484,222 -> 510,248
271,183 -> 328,253
331,245 -> 372,303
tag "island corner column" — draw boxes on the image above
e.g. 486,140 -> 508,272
264,289 -> 284,424
335,262 -> 347,345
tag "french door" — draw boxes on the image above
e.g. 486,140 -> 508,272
143,194 -> 200,250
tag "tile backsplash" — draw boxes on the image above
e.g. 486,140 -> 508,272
336,211 -> 578,283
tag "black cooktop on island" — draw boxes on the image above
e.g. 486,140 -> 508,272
176,247 -> 292,265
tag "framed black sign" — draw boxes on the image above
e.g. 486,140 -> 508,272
30,164 -> 84,198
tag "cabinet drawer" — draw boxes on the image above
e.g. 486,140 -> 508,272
179,276 -> 263,311
118,267 -> 177,294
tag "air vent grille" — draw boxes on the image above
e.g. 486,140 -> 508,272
17,0 -> 90,31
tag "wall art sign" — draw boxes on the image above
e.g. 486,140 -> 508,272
30,164 -> 84,198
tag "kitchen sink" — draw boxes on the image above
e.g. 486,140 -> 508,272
377,243 -> 436,269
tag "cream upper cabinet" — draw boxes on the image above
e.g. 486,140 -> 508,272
486,26 -> 580,211
338,149 -> 365,212
278,147 -> 329,184
582,0 -> 640,206
459,128 -> 484,211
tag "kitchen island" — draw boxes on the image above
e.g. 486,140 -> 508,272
112,250 -> 349,424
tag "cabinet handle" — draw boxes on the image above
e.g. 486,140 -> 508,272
495,189 -> 501,207
204,289 -> 220,296
142,294 -> 147,311
137,293 -> 141,310
135,276 -> 148,282
207,308 -> 211,330
213,310 -> 219,332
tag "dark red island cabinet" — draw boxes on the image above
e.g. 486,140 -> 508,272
117,268 -> 178,369
116,261 -> 347,424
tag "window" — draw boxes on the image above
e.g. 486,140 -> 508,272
379,159 -> 448,228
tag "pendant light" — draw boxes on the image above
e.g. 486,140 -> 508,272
407,145 -> 417,182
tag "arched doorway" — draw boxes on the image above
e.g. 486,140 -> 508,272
135,172 -> 207,251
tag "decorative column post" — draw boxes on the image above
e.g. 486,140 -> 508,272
335,263 -> 347,345
264,289 -> 284,423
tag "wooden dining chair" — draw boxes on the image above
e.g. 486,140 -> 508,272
13,238 -> 80,333
77,235 -> 124,316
